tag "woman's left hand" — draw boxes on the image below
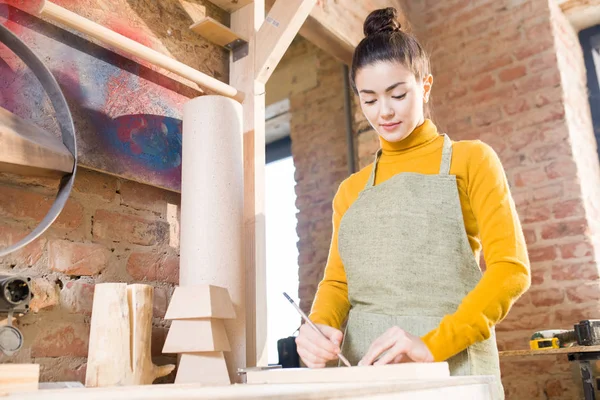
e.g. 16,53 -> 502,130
358,326 -> 434,366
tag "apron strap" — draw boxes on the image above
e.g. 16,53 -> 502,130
439,134 -> 453,175
366,149 -> 382,188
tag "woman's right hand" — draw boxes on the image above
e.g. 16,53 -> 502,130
295,323 -> 344,368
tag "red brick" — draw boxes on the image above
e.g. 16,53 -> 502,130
514,168 -> 547,188
529,286 -> 565,307
153,287 -> 169,318
540,219 -> 588,240
470,55 -> 513,77
126,252 -> 179,284
119,181 -> 179,215
503,98 -> 530,116
60,281 -> 95,315
445,87 -> 468,100
499,65 -> 527,82
29,278 -> 59,312
545,159 -> 578,180
93,210 -> 168,246
533,183 -> 563,202
473,107 -> 503,126
515,70 -> 561,94
566,282 -> 600,303
0,186 -> 83,230
0,224 -> 46,266
514,37 -> 554,60
523,228 -> 537,246
471,74 -> 495,92
528,246 -> 558,262
38,359 -> 87,384
552,262 -> 599,281
531,265 -> 545,285
73,169 -> 117,202
49,240 -> 110,276
151,327 -> 168,356
552,199 -> 584,219
554,305 -> 599,325
522,204 -> 551,223
532,141 -> 572,162
559,241 -> 594,259
31,323 -> 89,357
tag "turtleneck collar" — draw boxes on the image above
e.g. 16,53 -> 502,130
379,119 -> 439,155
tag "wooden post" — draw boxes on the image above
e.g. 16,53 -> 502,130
230,0 -> 267,368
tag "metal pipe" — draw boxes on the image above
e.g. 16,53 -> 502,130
342,64 -> 356,174
36,1 -> 245,102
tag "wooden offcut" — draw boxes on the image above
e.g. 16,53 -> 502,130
175,352 -> 230,385
85,283 -> 175,387
190,17 -> 248,49
0,107 -> 73,177
244,363 -> 451,385
0,364 -> 39,394
162,319 -> 231,353
164,285 -> 236,320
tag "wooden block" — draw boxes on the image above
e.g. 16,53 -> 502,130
0,364 -> 39,393
163,319 -> 230,353
245,362 -> 451,385
164,285 -> 235,320
175,352 -> 230,385
0,107 -> 74,177
190,17 -> 247,49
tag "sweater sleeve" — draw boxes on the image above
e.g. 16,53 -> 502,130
421,142 -> 531,362
308,179 -> 352,330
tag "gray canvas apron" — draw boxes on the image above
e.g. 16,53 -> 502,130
337,134 -> 503,399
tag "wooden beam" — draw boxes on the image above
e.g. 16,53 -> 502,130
230,0 -> 268,369
0,107 -> 74,177
206,0 -> 254,13
33,1 -> 244,101
255,0 -> 317,85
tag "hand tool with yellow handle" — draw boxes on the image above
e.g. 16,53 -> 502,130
530,329 -> 577,350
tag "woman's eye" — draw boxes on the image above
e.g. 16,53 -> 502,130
364,99 -> 376,105
393,93 -> 407,100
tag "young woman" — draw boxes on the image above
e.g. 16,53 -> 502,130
295,7 -> 530,398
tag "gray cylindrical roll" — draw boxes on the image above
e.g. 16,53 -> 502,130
180,95 -> 244,381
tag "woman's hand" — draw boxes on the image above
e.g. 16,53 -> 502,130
358,326 -> 434,366
295,323 -> 344,368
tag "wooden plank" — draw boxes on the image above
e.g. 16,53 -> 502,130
499,345 -> 600,357
230,1 -> 268,368
2,377 -> 497,399
162,319 -> 231,353
190,17 -> 248,49
206,0 -> 255,13
245,363 -> 450,384
0,364 -> 39,394
255,0 -> 317,85
0,107 -> 73,177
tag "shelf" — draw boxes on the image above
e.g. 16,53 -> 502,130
190,17 -> 248,58
499,345 -> 600,357
0,107 -> 74,177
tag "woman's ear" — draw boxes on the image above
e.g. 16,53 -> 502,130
423,74 -> 433,103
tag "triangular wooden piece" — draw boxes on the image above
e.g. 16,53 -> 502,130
162,319 -> 230,353
164,285 -> 235,320
174,352 -> 230,385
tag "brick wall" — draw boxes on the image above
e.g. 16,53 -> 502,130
351,0 -> 600,398
286,38 -> 351,314
0,169 -> 180,382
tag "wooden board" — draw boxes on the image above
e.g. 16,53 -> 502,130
245,363 -> 450,384
0,376 -> 497,399
164,285 -> 236,320
0,364 -> 39,394
190,17 -> 248,49
162,319 -> 231,353
0,107 -> 73,177
499,345 -> 600,357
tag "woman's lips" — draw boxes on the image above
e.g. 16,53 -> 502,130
380,121 -> 401,132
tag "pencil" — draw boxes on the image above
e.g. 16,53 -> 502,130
283,292 -> 352,367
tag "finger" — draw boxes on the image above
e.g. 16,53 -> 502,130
308,327 -> 342,354
296,333 -> 339,362
359,328 -> 402,366
297,346 -> 328,368
319,325 -> 344,347
374,340 -> 410,366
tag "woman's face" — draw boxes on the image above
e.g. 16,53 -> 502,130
355,61 -> 432,143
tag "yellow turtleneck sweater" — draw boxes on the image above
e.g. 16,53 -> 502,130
309,119 -> 531,362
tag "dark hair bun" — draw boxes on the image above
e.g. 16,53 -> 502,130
363,7 -> 401,37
